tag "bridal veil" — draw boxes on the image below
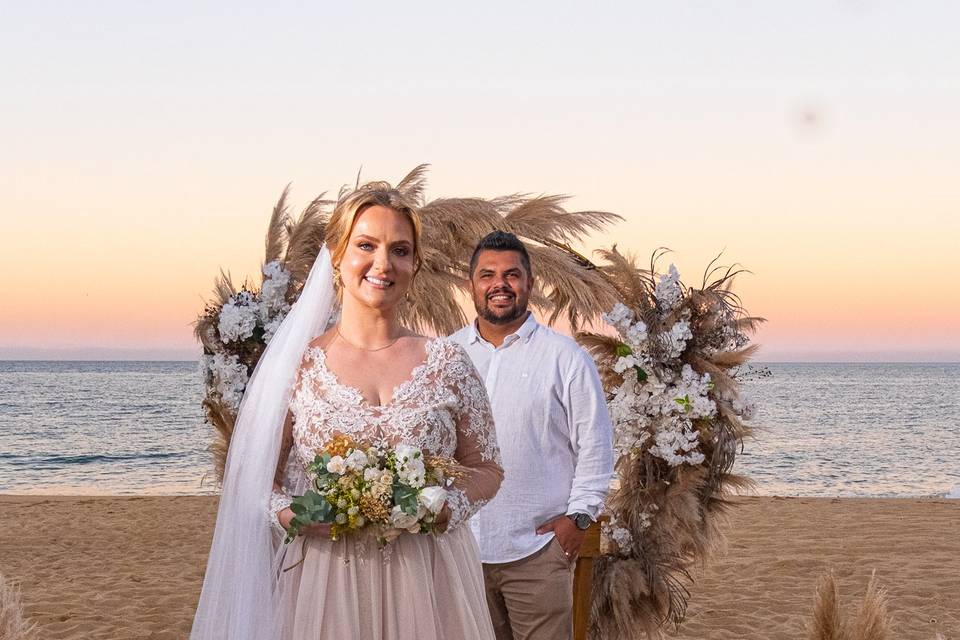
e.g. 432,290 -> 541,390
191,248 -> 335,639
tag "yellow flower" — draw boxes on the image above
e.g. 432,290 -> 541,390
325,434 -> 364,458
360,494 -> 390,523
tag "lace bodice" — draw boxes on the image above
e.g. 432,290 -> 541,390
271,338 -> 503,532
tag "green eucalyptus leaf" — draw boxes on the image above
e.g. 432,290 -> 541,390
311,499 -> 335,523
393,483 -> 419,515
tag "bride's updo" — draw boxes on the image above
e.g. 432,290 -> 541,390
326,181 -> 423,273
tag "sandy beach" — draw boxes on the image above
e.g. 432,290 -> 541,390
1,495 -> 957,639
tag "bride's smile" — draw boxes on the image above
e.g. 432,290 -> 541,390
337,204 -> 416,310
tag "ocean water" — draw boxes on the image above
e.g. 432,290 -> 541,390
0,361 -> 958,497
735,363 -> 960,498
0,361 -> 213,495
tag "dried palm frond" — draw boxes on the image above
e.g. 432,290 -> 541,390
203,396 -> 237,483
395,163 -> 430,205
704,344 -> 761,369
595,246 -> 656,308
502,194 -> 622,244
526,244 -> 620,330
0,573 -> 35,640
576,332 -> 622,390
283,195 -> 332,291
264,185 -> 291,265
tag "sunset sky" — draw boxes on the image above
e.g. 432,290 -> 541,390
2,2 -> 958,361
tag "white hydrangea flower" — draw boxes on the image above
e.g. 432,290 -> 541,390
655,263 -> 683,311
602,303 -> 634,332
198,354 -> 213,385
258,261 -> 291,343
663,320 -> 693,359
218,293 -> 259,343
206,352 -> 249,410
666,365 -> 716,419
624,320 -> 648,350
261,315 -> 285,343
648,417 -> 705,467
613,354 -> 640,374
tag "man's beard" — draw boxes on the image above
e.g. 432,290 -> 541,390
476,291 -> 528,326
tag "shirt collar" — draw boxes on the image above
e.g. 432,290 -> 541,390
469,312 -> 539,346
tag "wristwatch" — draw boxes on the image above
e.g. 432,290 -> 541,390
567,512 -> 593,531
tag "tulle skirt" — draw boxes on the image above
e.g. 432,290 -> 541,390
275,525 -> 495,640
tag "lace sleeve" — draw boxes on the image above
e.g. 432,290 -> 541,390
444,342 -> 503,530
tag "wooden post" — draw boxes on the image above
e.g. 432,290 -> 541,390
572,519 -> 604,640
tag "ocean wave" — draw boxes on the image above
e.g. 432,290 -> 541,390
946,485 -> 960,499
3,452 -> 185,467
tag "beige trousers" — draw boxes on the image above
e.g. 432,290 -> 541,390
482,538 -> 575,640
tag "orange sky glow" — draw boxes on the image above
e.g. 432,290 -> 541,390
2,3 -> 959,361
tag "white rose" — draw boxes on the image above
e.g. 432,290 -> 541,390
389,505 -> 419,530
326,455 -> 347,475
418,486 -> 448,515
345,449 -> 369,471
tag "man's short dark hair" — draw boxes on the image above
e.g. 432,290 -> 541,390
468,231 -> 532,277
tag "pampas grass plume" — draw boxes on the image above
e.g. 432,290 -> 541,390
807,571 -> 894,640
809,572 -> 848,640
0,573 -> 35,640
852,572 -> 891,640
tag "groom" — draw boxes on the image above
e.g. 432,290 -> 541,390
452,231 -> 614,640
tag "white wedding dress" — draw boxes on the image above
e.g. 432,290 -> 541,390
270,337 -> 503,640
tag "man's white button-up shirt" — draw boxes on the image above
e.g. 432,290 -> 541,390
451,313 -> 614,564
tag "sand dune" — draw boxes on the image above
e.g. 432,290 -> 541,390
0,495 -> 956,639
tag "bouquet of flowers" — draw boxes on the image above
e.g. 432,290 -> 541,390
284,435 -> 462,545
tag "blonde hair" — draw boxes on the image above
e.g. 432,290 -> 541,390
327,180 -> 423,273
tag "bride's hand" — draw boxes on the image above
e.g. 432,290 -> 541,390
277,507 -> 333,537
433,504 -> 452,533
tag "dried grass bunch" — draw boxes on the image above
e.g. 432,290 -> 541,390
808,572 -> 893,640
195,165 -> 621,482
573,248 -> 763,639
0,573 -> 35,640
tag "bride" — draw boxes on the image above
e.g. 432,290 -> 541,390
191,180 -> 503,639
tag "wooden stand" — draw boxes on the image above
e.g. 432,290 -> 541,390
572,520 -> 603,640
